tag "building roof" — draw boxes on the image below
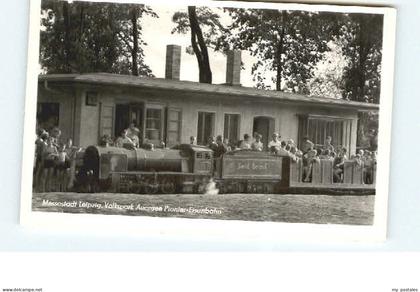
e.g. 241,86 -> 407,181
39,73 -> 379,111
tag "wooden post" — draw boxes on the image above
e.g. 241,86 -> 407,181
321,159 -> 333,184
352,163 -> 364,185
311,161 -> 322,184
343,161 -> 353,184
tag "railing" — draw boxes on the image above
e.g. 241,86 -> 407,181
289,159 -> 376,189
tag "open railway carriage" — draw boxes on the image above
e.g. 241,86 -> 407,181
76,143 -> 376,194
213,150 -> 290,194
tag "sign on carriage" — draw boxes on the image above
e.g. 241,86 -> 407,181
20,0 -> 396,241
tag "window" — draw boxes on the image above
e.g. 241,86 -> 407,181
37,102 -> 59,131
298,115 -> 352,153
197,112 -> 215,145
224,114 -> 240,145
145,108 -> 163,142
166,108 -> 182,147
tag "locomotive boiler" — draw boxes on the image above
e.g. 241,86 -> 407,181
77,144 -> 213,193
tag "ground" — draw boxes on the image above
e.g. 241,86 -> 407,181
32,192 -> 375,225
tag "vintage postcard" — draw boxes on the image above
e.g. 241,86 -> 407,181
20,0 -> 396,241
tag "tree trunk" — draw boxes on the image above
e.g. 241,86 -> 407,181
188,6 -> 212,84
275,11 -> 287,91
131,7 -> 139,76
357,17 -> 369,102
62,2 -> 71,72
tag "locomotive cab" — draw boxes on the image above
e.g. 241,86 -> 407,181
171,144 -> 213,175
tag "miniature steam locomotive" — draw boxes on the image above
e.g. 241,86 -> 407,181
74,144 -> 375,194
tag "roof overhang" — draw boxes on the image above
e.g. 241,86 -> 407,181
38,73 -> 380,112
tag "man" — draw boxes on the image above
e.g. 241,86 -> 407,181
268,133 -> 282,152
301,136 -> 315,153
323,136 -> 334,152
213,135 -> 228,158
251,134 -> 264,151
207,136 -> 217,151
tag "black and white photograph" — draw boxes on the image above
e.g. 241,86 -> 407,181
20,0 -> 396,239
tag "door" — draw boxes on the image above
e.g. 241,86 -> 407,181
114,104 -> 130,138
253,116 -> 275,150
114,103 -> 144,138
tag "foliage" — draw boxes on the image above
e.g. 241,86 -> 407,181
40,0 -> 157,76
340,14 -> 383,104
308,40 -> 349,99
221,9 -> 337,92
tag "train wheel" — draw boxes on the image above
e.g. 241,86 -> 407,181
129,184 -> 142,194
161,182 -> 175,194
145,184 -> 159,194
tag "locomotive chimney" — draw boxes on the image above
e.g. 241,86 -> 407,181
165,44 -> 181,80
225,50 -> 241,86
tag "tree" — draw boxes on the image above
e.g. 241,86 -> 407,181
171,6 -> 226,83
40,0 -> 157,76
222,9 -> 333,92
308,40 -> 349,99
341,14 -> 383,104
111,4 -> 158,76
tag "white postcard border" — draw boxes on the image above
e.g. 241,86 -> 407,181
20,0 -> 397,243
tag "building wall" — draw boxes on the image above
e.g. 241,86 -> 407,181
98,86 -> 358,154
37,86 -> 75,143
78,88 -> 100,147
37,83 -> 359,154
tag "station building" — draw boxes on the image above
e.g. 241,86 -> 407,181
36,45 -> 378,155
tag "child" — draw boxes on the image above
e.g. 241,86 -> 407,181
333,148 -> 347,183
56,144 -> 70,191
42,137 -> 58,192
251,134 -> 264,151
34,131 -> 49,191
288,146 -> 299,163
363,151 -> 374,184
239,134 -> 252,150
302,149 -> 319,182
319,149 -> 331,160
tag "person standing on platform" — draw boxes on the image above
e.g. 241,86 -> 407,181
268,133 -> 282,153
323,136 -> 335,152
214,135 -> 228,158
239,134 -> 252,149
251,134 -> 264,151
208,136 -> 218,151
301,136 -> 315,154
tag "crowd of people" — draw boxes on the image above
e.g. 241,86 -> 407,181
99,123 -> 165,150
34,122 -> 377,192
194,132 -> 377,184
101,126 -> 377,184
34,127 -> 82,192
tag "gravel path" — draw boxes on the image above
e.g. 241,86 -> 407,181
32,192 -> 374,225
